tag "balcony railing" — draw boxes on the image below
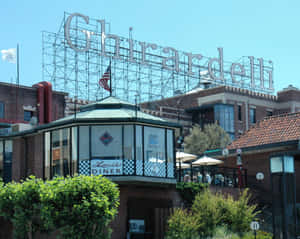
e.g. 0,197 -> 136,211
177,166 -> 247,188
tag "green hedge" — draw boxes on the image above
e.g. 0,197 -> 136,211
0,175 -> 119,239
176,182 -> 208,207
166,189 -> 271,239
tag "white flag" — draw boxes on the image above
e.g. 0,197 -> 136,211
1,48 -> 16,63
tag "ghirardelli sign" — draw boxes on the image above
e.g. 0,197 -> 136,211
64,12 -> 273,93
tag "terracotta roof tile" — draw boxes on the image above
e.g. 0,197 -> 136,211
228,112 -> 300,150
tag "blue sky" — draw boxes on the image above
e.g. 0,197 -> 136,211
1,0 -> 300,94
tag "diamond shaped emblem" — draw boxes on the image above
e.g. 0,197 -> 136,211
100,132 -> 113,146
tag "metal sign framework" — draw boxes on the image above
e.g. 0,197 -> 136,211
42,12 -> 274,103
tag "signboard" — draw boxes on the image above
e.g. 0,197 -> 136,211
222,148 -> 229,156
256,172 -> 264,180
43,12 -> 274,104
91,159 -> 122,175
250,221 -> 260,231
129,219 -> 145,233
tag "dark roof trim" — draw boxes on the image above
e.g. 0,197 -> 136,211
185,104 -> 215,112
206,140 -> 299,157
0,123 -> 11,128
229,140 -> 298,155
185,103 -> 234,113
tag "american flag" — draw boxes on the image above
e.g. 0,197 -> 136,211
99,65 -> 111,92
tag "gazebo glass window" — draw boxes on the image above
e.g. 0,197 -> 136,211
44,124 -> 175,179
144,126 -> 166,177
51,128 -> 70,177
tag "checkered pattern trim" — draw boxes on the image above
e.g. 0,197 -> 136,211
144,161 -> 166,177
136,160 -> 143,175
124,159 -> 134,175
167,162 -> 174,178
79,160 -> 90,175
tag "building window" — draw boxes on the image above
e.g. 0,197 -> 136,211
238,105 -> 242,121
214,104 -> 235,138
0,102 -> 4,119
267,110 -> 273,117
24,110 -> 33,122
250,108 -> 256,124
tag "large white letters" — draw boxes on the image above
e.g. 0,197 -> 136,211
64,13 -> 90,52
208,48 -> 224,82
64,13 -> 274,93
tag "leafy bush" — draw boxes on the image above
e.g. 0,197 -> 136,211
0,175 -> 119,239
165,208 -> 200,239
217,189 -> 258,234
212,226 -> 240,239
167,189 -> 260,238
40,175 -> 119,239
176,182 -> 207,207
239,230 -> 273,239
0,176 -> 45,238
192,190 -> 221,237
212,227 -> 272,239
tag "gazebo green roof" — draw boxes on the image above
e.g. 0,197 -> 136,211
44,96 -> 180,130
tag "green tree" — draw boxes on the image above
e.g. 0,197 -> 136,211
184,123 -> 231,155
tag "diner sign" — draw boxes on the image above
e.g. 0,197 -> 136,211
64,13 -> 274,92
91,159 -> 123,176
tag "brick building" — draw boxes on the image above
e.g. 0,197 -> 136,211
216,112 -> 300,203
0,81 -> 67,135
140,84 -> 300,140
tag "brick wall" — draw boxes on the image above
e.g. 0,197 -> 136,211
0,82 -> 66,123
277,89 -> 300,102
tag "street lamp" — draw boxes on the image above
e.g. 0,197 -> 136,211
270,155 -> 297,239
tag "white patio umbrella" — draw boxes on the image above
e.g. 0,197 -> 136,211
176,162 -> 191,169
176,152 -> 197,162
149,158 -> 164,163
192,155 -> 223,166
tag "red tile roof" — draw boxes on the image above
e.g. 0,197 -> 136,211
228,112 -> 300,150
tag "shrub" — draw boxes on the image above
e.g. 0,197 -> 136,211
165,208 -> 200,239
211,227 -> 272,239
212,226 -> 240,239
0,176 -> 45,238
167,189 -> 260,238
240,230 -> 272,239
192,189 -> 221,237
0,175 -> 119,239
217,189 -> 258,234
176,182 -> 207,207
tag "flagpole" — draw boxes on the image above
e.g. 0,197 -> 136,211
109,60 -> 112,96
15,44 -> 20,121
17,44 -> 19,85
